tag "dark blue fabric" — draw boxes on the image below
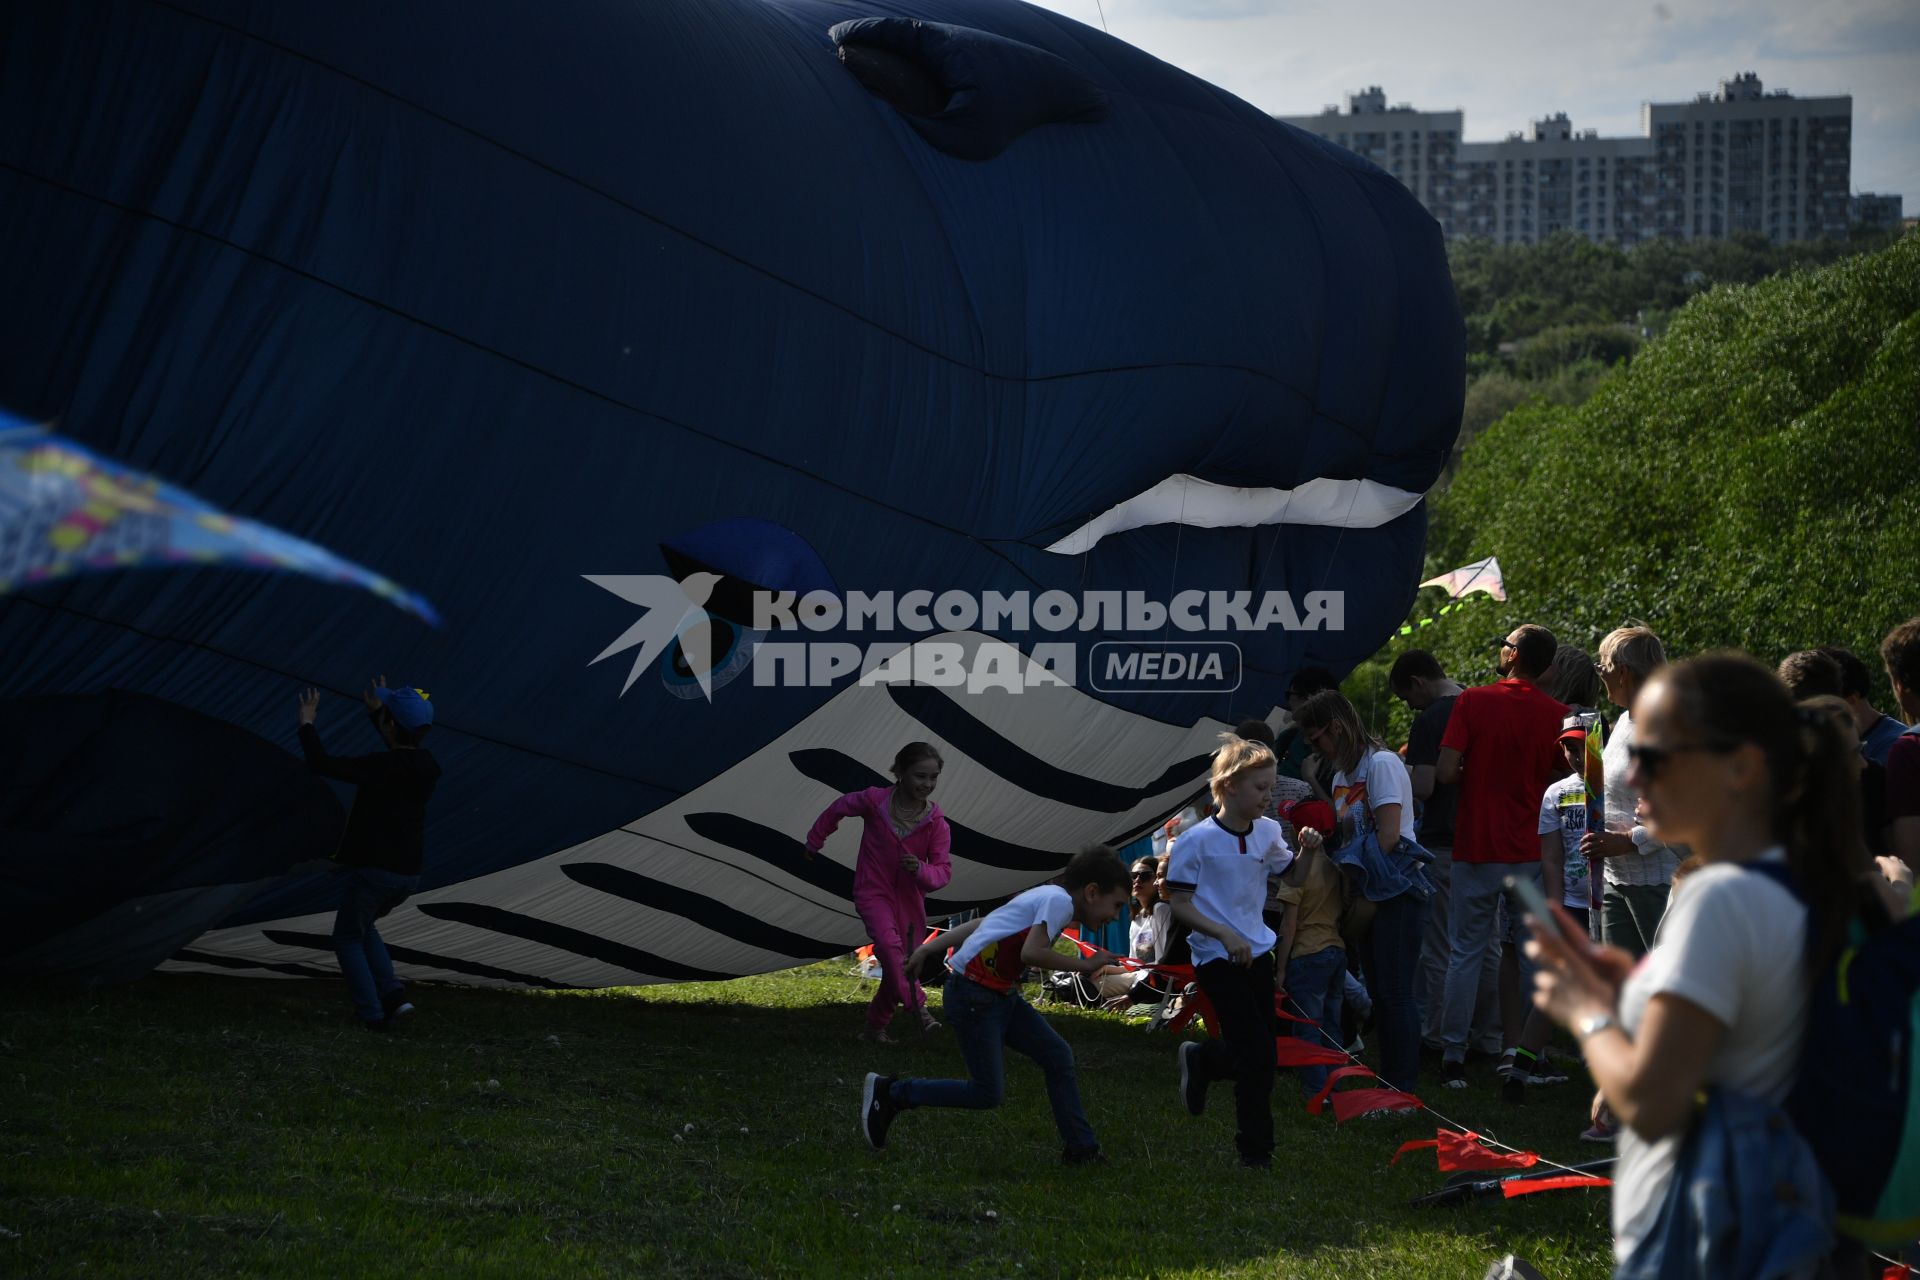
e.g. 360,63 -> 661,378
1745,859 -> 1920,1240
0,0 -> 1462,975
0,689 -> 344,964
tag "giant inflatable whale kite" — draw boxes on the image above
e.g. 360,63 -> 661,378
0,0 -> 1462,986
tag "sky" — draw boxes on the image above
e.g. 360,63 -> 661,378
1021,0 -> 1920,202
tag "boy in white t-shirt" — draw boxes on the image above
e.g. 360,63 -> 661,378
1507,715 -> 1599,1099
1538,718 -> 1597,936
859,846 -> 1130,1163
1169,734 -> 1315,1168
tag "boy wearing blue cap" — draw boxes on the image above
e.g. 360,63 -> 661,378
296,677 -> 442,1030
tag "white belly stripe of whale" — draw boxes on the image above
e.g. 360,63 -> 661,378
167,633 -> 1251,988
1045,473 -> 1425,555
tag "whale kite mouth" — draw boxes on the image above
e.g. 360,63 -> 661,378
1042,473 -> 1426,555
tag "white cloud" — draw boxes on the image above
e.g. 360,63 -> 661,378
1023,0 -> 1919,195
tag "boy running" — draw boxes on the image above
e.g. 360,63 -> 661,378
858,845 -> 1131,1163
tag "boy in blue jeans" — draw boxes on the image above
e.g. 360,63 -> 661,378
1273,803 -> 1346,1097
860,845 -> 1130,1163
296,677 -> 442,1031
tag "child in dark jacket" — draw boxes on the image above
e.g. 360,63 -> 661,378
297,677 -> 441,1029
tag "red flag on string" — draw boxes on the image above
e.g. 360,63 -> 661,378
1391,1129 -> 1537,1171
1306,1066 -> 1425,1123
1274,1036 -> 1349,1068
1502,1174 -> 1611,1198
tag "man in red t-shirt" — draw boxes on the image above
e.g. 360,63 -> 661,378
1431,624 -> 1568,1087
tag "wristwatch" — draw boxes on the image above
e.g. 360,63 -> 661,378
1576,1012 -> 1618,1042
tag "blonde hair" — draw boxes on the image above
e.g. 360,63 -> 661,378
1291,689 -> 1379,774
1598,625 -> 1667,680
1209,732 -> 1276,805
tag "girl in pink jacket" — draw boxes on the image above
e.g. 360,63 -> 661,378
805,742 -> 954,1041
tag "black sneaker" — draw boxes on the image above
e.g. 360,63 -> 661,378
1062,1144 -> 1107,1166
1441,1060 -> 1468,1090
1239,1154 -> 1273,1169
381,990 -> 415,1019
860,1073 -> 899,1150
361,1017 -> 392,1033
1527,1056 -> 1569,1085
1178,1041 -> 1208,1116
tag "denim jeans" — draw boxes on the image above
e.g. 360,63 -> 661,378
331,867 -> 418,1023
1283,946 -> 1346,1096
1365,890 -> 1429,1093
1437,861 -> 1539,1063
894,975 -> 1097,1150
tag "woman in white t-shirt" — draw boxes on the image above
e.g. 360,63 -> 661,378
1525,653 -> 1870,1267
1291,689 -> 1431,1095
1095,856 -> 1163,1005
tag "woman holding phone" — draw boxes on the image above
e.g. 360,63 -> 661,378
1524,653 -> 1871,1271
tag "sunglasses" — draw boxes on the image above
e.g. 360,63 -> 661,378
1131,871 -> 1153,881
1626,740 -> 1736,781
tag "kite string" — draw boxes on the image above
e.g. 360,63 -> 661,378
1057,934 -> 1608,1183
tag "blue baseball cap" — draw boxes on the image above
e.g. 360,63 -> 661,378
375,684 -> 434,729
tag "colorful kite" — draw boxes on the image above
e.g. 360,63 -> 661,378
1420,556 -> 1508,602
0,417 -> 439,625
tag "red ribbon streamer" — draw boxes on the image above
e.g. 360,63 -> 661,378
1391,1130 -> 1540,1172
1501,1175 -> 1612,1198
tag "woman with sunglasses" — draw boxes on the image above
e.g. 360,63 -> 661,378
1526,653 -> 1872,1271
1094,857 -> 1165,1006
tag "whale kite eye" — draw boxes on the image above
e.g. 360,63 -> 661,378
828,18 -> 1109,161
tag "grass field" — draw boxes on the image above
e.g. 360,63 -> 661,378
1,963 -> 1614,1278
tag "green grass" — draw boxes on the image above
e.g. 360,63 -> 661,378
1,965 -> 1613,1278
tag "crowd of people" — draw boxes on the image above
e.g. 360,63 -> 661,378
831,614 -> 1920,1276
290,613 -> 1920,1276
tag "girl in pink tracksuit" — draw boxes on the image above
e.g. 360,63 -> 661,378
805,742 -> 953,1041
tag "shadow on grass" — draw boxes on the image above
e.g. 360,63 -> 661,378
0,966 -> 1613,1279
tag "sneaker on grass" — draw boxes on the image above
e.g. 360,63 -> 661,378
1062,1144 -> 1107,1166
1178,1040 -> 1208,1116
861,1073 -> 900,1150
1442,1060 -> 1468,1089
1527,1058 -> 1569,1085
1579,1120 -> 1617,1144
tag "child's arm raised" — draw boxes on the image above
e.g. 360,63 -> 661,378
295,688 -> 379,783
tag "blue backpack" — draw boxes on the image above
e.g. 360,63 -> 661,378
1751,859 -> 1920,1246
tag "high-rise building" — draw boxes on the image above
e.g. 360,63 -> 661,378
1276,74 -> 1860,245
1851,193 -> 1905,233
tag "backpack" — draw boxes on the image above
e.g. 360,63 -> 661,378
1749,860 -> 1920,1246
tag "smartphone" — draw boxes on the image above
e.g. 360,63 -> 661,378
1504,874 -> 1564,943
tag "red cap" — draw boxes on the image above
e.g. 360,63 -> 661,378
1281,799 -> 1336,837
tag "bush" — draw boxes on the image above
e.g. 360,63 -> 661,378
1391,232 -> 1920,717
